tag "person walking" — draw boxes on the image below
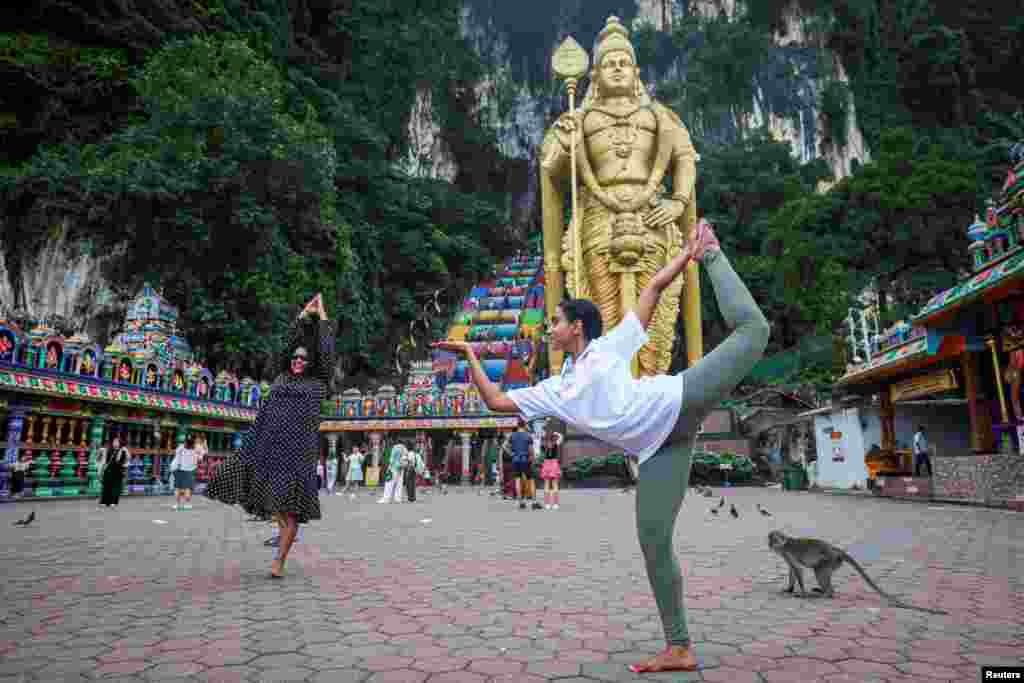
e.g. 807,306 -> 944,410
913,425 -> 933,477
432,220 -> 769,673
343,447 -> 364,498
378,443 -> 406,504
541,431 -> 563,510
99,437 -> 129,507
170,434 -> 200,510
207,293 -> 335,579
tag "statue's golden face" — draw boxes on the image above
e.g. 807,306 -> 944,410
596,50 -> 638,97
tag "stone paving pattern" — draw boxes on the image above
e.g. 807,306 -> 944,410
1,486 -> 1022,682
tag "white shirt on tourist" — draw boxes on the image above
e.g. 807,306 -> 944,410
170,445 -> 199,472
507,311 -> 682,464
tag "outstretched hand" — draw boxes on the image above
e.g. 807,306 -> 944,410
431,340 -> 472,355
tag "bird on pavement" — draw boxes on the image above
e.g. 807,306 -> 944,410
757,504 -> 772,516
12,511 -> 35,527
718,497 -> 725,508
710,508 -> 719,515
730,504 -> 739,519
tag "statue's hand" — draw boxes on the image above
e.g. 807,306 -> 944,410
643,198 -> 686,228
552,111 -> 583,150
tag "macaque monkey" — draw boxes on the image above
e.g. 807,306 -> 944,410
767,531 -> 947,614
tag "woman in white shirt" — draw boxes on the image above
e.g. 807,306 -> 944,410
170,435 -> 200,510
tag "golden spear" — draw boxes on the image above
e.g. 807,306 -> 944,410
552,36 -> 589,297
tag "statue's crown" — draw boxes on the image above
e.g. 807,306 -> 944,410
594,15 -> 636,66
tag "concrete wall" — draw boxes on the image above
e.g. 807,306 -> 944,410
933,453 -> 1024,505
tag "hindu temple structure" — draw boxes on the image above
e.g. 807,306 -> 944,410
319,245 -> 547,486
0,285 -> 262,500
835,141 -> 1024,509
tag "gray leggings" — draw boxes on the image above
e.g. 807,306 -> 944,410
635,251 -> 769,646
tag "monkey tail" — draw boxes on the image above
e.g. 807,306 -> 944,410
840,552 -> 948,615
839,552 -> 897,601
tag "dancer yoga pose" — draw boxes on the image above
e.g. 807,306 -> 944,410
433,220 -> 769,672
207,293 -> 335,579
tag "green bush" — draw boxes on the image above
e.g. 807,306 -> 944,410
561,453 -> 631,482
690,450 -> 755,483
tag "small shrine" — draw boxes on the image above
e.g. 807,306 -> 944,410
834,140 -> 1024,510
0,283 -> 265,500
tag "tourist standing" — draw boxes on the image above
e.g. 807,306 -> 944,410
343,447 -> 364,498
508,420 -> 540,510
10,454 -> 29,497
325,454 -> 339,495
99,437 -> 129,507
913,425 -> 933,477
404,444 -> 425,502
170,434 -> 199,510
207,293 -> 335,579
378,443 -> 406,503
432,220 -> 769,672
541,431 -> 563,510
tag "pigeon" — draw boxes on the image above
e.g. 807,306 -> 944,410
757,504 -> 772,516
12,511 -> 35,527
730,504 -> 739,519
718,497 -> 725,508
710,508 -> 719,515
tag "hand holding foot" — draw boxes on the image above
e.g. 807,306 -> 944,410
628,645 -> 697,673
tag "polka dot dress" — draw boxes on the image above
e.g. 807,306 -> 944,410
207,318 -> 335,525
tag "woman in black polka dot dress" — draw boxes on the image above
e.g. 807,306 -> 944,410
207,293 -> 335,578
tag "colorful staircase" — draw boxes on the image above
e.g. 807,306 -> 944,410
444,245 -> 546,391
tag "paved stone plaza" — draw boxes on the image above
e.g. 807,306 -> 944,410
1,486 -> 1021,682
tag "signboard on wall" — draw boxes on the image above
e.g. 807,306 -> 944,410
890,369 -> 958,402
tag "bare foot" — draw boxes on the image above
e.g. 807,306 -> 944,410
628,645 -> 697,673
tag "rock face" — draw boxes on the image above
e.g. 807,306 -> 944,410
0,218 -> 128,343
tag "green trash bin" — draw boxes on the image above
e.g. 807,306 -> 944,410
783,465 -> 807,491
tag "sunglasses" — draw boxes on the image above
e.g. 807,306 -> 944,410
292,354 -> 308,361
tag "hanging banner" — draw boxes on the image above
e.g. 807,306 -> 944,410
890,369 -> 958,402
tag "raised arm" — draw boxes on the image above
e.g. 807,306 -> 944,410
314,319 -> 337,389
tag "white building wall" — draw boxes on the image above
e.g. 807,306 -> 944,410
811,407 -> 871,489
809,401 -> 972,488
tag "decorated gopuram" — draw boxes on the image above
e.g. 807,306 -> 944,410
319,252 -> 545,485
835,142 -> 1024,509
0,285 -> 262,500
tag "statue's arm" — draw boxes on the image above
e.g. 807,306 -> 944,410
663,108 -> 699,205
540,125 -> 572,180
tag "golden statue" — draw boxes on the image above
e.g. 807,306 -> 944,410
542,16 -> 703,376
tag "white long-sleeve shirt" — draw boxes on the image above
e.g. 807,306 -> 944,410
170,446 -> 199,472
